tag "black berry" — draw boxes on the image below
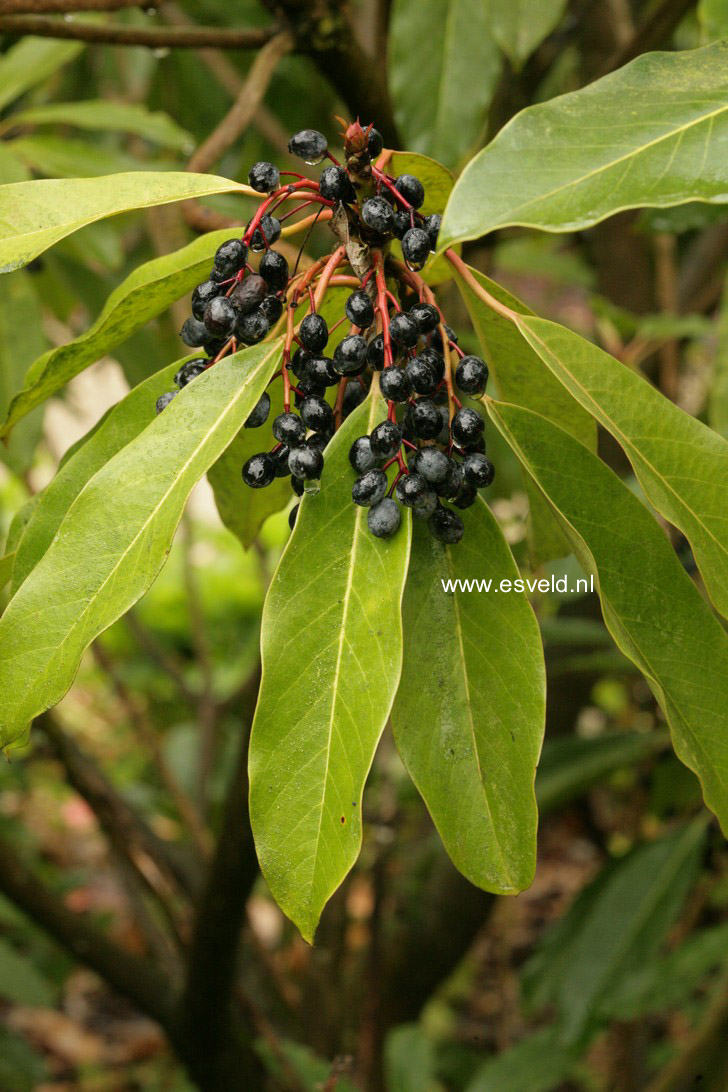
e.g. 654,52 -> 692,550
349,436 -> 377,473
389,312 -> 419,348
380,366 -> 411,402
402,228 -> 431,269
407,399 -> 441,439
259,250 -> 290,291
288,129 -> 328,163
463,452 -> 495,488
236,309 -> 270,344
405,356 -> 438,395
273,411 -> 306,446
174,358 -> 208,388
203,295 -> 237,337
260,295 -> 283,324
395,471 -> 428,508
361,196 -> 394,234
191,279 -> 222,321
306,354 -> 338,386
333,335 -> 368,376
410,302 -> 439,333
249,215 -> 281,251
413,447 -> 450,483
214,238 -> 247,278
248,161 -> 280,193
299,313 -> 329,352
455,355 -> 489,396
180,316 -> 208,347
342,381 -> 367,417
231,273 -> 267,314
352,469 -> 388,506
300,395 -> 334,433
243,453 -> 276,488
428,505 -> 464,544
367,334 -> 385,369
368,498 -> 401,538
319,165 -> 354,201
370,420 -> 402,459
288,445 -> 324,479
452,407 -> 485,446
345,290 -> 375,329
394,174 -> 425,209
423,214 -> 441,249
156,391 -> 177,413
244,391 -> 271,428
367,127 -> 383,157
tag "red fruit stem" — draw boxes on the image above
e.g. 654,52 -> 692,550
372,166 -> 412,211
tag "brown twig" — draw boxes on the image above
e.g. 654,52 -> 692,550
0,0 -> 154,10
0,13 -> 276,48
186,31 -> 293,174
654,233 -> 680,401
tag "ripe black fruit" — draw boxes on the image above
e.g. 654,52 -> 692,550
380,365 -> 411,403
242,453 -> 276,488
453,482 -> 477,509
244,391 -> 271,428
410,302 -> 439,333
428,506 -> 464,544
288,129 -> 328,163
452,407 -> 485,446
370,420 -> 402,460
260,295 -> 283,324
299,313 -> 329,352
342,381 -> 367,417
423,213 -> 441,248
352,469 -> 387,506
389,312 -> 419,348
413,489 -> 437,519
203,295 -> 237,337
249,214 -> 281,251
174,358 -> 207,388
156,391 -> 177,414
345,290 -> 375,328
455,355 -> 489,395
407,399 -> 441,439
214,238 -> 247,278
231,273 -> 267,314
306,355 -> 337,386
333,335 -> 368,376
349,436 -> 377,473
418,346 -> 444,380
394,174 -> 425,209
288,445 -> 324,479
462,452 -> 495,488
367,127 -> 383,157
413,447 -> 450,483
361,196 -> 394,234
180,317 -> 209,347
395,471 -> 428,507
273,411 -> 306,446
191,279 -> 222,321
319,165 -> 354,201
236,309 -> 270,344
288,503 -> 299,530
402,227 -> 431,269
434,459 -> 463,500
392,209 -> 411,239
405,356 -> 438,395
301,395 -> 334,433
248,161 -> 280,193
367,334 -> 385,369
368,498 -> 401,538
273,444 -> 291,477
259,250 -> 290,291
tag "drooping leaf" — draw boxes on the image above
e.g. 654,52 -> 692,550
0,229 -> 236,437
453,262 -> 595,563
0,37 -> 83,113
0,340 -> 282,747
485,0 -> 568,70
388,0 -> 501,169
440,42 -> 728,248
515,315 -> 728,619
0,171 -> 255,273
487,399 -> 728,832
392,500 -> 545,894
249,389 -> 412,943
522,822 -> 707,1044
0,270 -> 47,473
536,732 -> 668,813
465,1028 -> 577,1092
9,101 -> 193,152
11,362 -> 181,594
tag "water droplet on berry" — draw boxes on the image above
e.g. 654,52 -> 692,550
303,478 -> 320,496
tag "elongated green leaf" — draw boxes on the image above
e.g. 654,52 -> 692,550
453,263 -> 595,563
441,43 -> 728,247
207,423 -> 290,550
392,500 -> 544,893
389,0 -> 501,169
0,340 -> 281,747
12,362 -> 181,594
488,400 -> 728,832
0,37 -> 83,113
1,229 -> 236,437
0,270 -> 47,473
522,822 -> 707,1044
515,315 -> 728,619
466,1029 -> 576,1092
0,554 -> 14,594
9,101 -> 193,152
486,0 -> 568,69
9,135 -> 155,179
0,143 -> 30,185
709,280 -> 728,439
0,171 -> 255,273
536,732 -> 668,813
249,390 -> 412,942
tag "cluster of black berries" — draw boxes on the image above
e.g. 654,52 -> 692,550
156,120 -> 494,544
348,301 -> 493,544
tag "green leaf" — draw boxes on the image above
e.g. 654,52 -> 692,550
709,280 -> 728,439
207,427 -> 290,550
0,554 -> 14,594
440,42 -> 728,247
485,0 -> 568,70
0,340 -> 281,747
598,922 -> 728,1021
1,229 -> 236,437
11,362 -> 181,594
0,143 -> 31,185
465,1029 -> 576,1092
389,0 -> 501,169
0,939 -> 57,1007
9,135 -> 156,179
699,0 -> 728,42
0,37 -> 83,113
8,100 -> 193,152
392,500 -> 544,893
487,400 -> 728,833
249,390 -> 412,942
384,1025 -> 441,1092
0,270 -> 47,473
453,263 -> 595,563
515,315 -> 728,620
522,822 -> 707,1044
0,171 -> 255,273
536,732 -> 668,813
